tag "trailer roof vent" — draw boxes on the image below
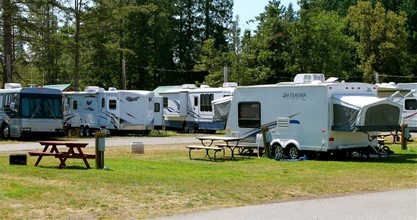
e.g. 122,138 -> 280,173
85,86 -> 104,92
182,84 -> 197,89
294,74 -> 325,84
200,85 -> 210,88
4,83 -> 22,89
108,87 -> 117,91
223,82 -> 238,88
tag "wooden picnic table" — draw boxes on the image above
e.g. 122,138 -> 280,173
28,141 -> 95,168
196,136 -> 244,160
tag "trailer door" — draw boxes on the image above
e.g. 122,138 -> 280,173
179,91 -> 188,117
153,96 -> 164,128
403,98 -> 417,131
105,94 -> 119,129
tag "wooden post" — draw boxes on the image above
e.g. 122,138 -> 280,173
95,131 -> 105,169
400,124 -> 408,150
261,127 -> 271,158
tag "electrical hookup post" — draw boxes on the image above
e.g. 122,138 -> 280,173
401,124 -> 409,150
95,131 -> 106,169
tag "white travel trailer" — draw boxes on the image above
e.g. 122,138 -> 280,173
226,74 -> 403,159
376,82 -> 416,132
0,83 -> 65,139
63,86 -> 156,136
156,83 -> 237,133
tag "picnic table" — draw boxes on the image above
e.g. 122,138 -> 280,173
28,141 -> 95,168
186,136 -> 244,161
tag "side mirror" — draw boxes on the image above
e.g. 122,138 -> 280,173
10,102 -> 16,110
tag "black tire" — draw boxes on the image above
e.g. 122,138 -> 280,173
1,124 -> 10,139
79,127 -> 85,137
85,127 -> 91,137
273,144 -> 284,159
287,145 -> 300,159
182,122 -> 189,133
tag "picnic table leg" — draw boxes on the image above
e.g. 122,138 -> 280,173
76,147 -> 91,169
59,147 -> 74,168
34,155 -> 43,166
213,150 -> 218,162
188,148 -> 193,160
34,144 -> 52,166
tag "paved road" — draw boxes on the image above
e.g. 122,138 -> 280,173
151,188 -> 417,220
0,135 -> 201,152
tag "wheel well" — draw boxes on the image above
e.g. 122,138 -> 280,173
285,144 -> 298,153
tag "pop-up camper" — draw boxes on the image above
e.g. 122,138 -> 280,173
63,86 -> 157,136
226,74 -> 402,159
376,82 -> 416,132
156,83 -> 237,133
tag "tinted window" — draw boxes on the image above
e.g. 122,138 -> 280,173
238,102 -> 261,128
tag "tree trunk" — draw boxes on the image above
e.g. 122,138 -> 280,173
74,0 -> 81,91
2,0 -> 13,85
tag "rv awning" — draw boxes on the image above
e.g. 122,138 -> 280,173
212,96 -> 232,122
332,95 -> 402,132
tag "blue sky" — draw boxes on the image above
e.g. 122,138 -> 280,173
233,0 -> 299,30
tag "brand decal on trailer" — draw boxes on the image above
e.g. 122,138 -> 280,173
282,93 -> 307,100
126,96 -> 140,102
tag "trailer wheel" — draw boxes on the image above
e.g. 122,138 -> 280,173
273,144 -> 284,159
85,127 -> 91,137
287,145 -> 300,159
182,122 -> 189,133
1,124 -> 10,139
79,127 -> 85,137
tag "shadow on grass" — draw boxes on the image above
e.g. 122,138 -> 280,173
38,165 -> 91,170
313,151 -> 417,164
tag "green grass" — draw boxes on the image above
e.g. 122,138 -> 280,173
0,143 -> 416,219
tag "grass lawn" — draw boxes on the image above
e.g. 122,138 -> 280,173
0,140 -> 416,219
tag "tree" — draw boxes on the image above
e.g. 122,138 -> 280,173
2,0 -> 14,84
347,1 -> 411,82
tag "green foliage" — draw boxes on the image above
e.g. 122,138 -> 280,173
2,0 -> 417,88
346,1 -> 411,82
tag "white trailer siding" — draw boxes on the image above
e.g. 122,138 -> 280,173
226,81 -> 402,156
158,84 -> 235,133
64,88 -> 155,136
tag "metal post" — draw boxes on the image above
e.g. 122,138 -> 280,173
400,124 -> 408,150
261,127 -> 271,158
95,131 -> 106,169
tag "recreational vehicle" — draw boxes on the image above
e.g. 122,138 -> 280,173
225,74 -> 402,159
0,83 -> 65,139
376,82 -> 416,132
156,83 -> 237,133
63,86 -> 156,136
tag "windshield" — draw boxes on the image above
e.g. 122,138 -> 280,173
19,94 -> 63,119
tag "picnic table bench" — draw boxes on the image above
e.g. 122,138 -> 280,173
186,145 -> 223,162
216,142 -> 264,158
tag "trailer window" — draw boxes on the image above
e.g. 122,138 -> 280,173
109,100 -> 117,109
102,98 -> 105,108
238,102 -> 260,128
154,103 -> 160,112
405,99 -> 417,110
73,100 -> 78,110
0,95 -> 3,110
163,97 -> 168,108
200,94 -> 213,112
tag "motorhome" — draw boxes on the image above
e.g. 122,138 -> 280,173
225,74 -> 402,159
156,83 -> 237,133
376,82 -> 416,132
0,83 -> 65,139
63,86 -> 157,136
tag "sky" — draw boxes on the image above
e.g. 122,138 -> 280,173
233,0 -> 299,31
